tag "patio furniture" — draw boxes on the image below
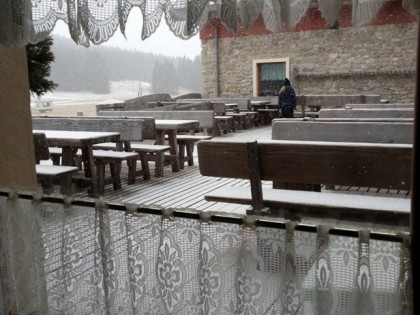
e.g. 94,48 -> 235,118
198,140 -> 411,225
33,129 -> 120,197
33,132 -> 80,195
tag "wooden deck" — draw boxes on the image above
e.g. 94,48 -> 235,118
40,124 -> 410,219
67,126 -> 273,214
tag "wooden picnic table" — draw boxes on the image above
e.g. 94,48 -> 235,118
250,100 -> 271,105
308,105 -> 322,112
250,100 -> 277,111
33,129 -> 120,197
155,120 -> 200,172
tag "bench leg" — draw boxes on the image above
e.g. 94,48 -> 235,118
109,161 -> 122,190
50,154 -> 61,165
59,174 -> 73,196
41,178 -> 54,194
154,152 -> 164,177
96,162 -> 106,195
178,143 -> 186,170
240,117 -> 247,129
212,121 -> 223,137
186,142 -> 194,166
139,153 -> 151,180
127,157 -> 137,185
74,155 -> 83,170
230,119 -> 236,132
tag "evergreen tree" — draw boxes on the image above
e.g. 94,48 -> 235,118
81,48 -> 110,94
151,59 -> 178,94
26,36 -> 57,97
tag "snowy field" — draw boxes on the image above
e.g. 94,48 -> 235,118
30,80 -> 150,116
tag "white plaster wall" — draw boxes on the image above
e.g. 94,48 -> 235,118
0,45 -> 37,191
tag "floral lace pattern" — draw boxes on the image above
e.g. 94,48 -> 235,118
1,0 -> 420,46
0,195 -> 413,314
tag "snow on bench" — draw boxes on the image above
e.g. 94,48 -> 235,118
198,140 -> 412,226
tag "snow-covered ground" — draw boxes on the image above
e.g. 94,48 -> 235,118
30,80 -> 195,116
30,80 -> 152,116
31,80 -> 150,107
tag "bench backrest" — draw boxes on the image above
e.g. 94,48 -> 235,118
319,108 -> 414,118
276,118 -> 414,122
211,98 -> 251,111
124,93 -> 173,110
98,110 -> 215,130
172,93 -> 202,100
174,100 -> 226,115
32,117 -> 144,142
271,120 -> 413,144
300,94 -> 381,108
198,140 -> 412,191
344,103 -> 414,109
33,132 -> 50,163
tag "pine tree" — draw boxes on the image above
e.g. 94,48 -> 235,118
26,36 -> 58,97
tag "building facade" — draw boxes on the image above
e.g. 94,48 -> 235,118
200,1 -> 417,102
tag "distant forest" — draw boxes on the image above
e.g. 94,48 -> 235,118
50,36 -> 203,95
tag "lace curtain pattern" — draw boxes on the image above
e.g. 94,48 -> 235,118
0,193 -> 412,314
1,0 -> 420,46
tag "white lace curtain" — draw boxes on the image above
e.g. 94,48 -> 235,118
0,0 -> 420,47
0,193 -> 412,314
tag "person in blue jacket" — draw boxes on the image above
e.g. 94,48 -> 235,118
278,78 -> 297,118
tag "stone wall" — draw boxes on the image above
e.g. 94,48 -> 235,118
201,23 -> 417,102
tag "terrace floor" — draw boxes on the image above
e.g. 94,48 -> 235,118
68,125 -> 273,215
36,124 -> 410,234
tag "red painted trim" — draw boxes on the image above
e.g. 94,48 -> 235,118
200,1 -> 416,40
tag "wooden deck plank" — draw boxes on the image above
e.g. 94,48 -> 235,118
163,178 -> 247,208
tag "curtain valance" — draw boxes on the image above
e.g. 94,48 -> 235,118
0,0 -> 419,47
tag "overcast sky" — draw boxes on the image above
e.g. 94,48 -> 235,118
53,8 -> 202,60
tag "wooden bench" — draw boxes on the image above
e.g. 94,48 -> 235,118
212,98 -> 251,111
198,140 -> 411,226
33,133 -> 79,195
174,99 -> 266,129
318,108 -> 414,118
271,119 -> 413,144
98,110 -> 215,135
175,135 -> 212,169
91,118 -> 171,178
298,94 -> 381,111
344,103 -> 414,109
272,118 -> 413,190
174,100 -> 227,116
256,108 -> 279,125
225,112 -> 248,129
214,116 -> 235,135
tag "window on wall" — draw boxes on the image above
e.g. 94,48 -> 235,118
253,58 -> 289,96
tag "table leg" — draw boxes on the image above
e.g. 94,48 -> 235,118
81,146 -> 99,197
166,130 -> 180,172
61,146 -> 74,166
156,130 -> 180,173
59,174 -> 73,195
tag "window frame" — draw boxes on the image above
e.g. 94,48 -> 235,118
252,57 -> 290,97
